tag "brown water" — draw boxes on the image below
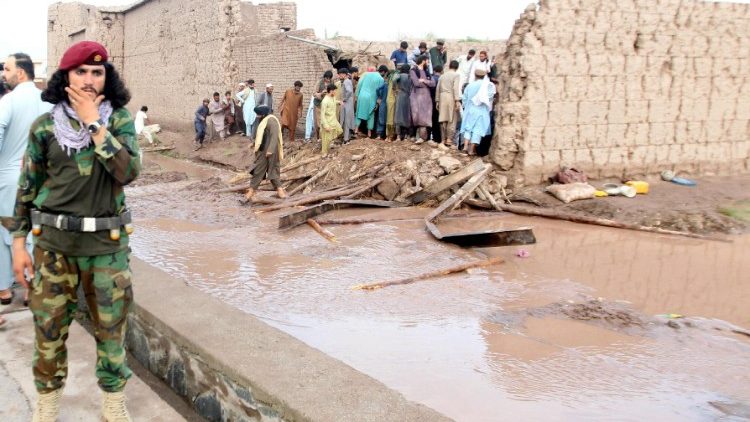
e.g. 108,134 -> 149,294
128,155 -> 750,421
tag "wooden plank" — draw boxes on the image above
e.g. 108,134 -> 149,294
406,158 -> 485,204
426,216 -> 536,247
425,164 -> 491,223
278,199 -> 405,230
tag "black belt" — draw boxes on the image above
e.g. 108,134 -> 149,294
31,210 -> 132,233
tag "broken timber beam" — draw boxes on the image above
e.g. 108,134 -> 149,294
425,164 -> 491,223
278,199 -> 405,229
281,156 -> 320,173
288,164 -> 331,196
494,203 -> 733,243
406,158 -> 485,204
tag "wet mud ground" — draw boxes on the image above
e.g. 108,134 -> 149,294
129,153 -> 750,421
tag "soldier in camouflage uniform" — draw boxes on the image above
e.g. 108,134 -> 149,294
4,41 -> 140,422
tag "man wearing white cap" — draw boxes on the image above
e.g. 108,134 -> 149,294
257,83 -> 274,114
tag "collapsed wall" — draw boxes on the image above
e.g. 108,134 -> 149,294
491,0 -> 750,184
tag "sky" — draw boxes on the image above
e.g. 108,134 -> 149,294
1,0 -> 532,71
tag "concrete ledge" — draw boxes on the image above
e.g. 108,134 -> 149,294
127,258 -> 451,422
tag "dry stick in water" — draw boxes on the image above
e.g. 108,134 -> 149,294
288,165 -> 331,196
306,219 -> 336,242
352,256 -> 504,291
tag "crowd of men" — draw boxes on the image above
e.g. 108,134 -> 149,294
193,39 -> 500,158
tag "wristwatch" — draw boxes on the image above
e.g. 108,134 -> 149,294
86,119 -> 105,135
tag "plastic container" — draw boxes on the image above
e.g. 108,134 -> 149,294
625,180 -> 649,194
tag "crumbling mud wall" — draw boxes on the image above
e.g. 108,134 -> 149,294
47,3 -> 125,72
121,0 -> 227,129
47,0 -> 301,131
492,0 -> 750,184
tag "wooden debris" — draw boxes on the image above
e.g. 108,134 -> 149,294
352,256 -> 504,291
483,202 -> 733,243
306,219 -> 336,242
281,156 -> 320,173
278,199 -> 404,229
348,160 -> 393,183
500,185 -> 513,205
288,164 -> 331,196
425,164 -> 491,223
478,184 -> 502,212
406,158 -> 485,204
281,167 -> 318,182
217,184 -> 253,194
315,211 -> 505,225
228,172 -> 250,185
425,220 -> 536,247
141,145 -> 175,152
256,184 -> 363,214
341,177 -> 386,199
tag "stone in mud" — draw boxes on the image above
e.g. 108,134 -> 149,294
431,166 -> 447,178
438,156 -> 462,174
377,177 -> 400,201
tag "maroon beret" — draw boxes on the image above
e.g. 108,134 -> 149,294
58,41 -> 108,71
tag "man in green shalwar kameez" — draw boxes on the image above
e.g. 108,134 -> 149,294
354,65 -> 388,138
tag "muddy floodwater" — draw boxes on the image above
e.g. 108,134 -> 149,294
129,155 -> 750,421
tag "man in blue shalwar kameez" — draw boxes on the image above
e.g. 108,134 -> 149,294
460,69 -> 496,156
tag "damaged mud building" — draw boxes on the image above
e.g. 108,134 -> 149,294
48,0 -> 750,184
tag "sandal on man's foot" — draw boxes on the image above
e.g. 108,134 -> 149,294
0,290 -> 13,305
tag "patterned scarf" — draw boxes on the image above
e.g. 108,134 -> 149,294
52,100 -> 114,155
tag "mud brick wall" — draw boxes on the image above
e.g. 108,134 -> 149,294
492,0 -> 750,184
47,3 -> 126,72
256,3 -> 297,37
47,1 -> 302,131
235,30 -> 333,138
121,0 -> 229,129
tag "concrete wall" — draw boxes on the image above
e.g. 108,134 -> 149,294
491,0 -> 750,184
126,258 -> 450,422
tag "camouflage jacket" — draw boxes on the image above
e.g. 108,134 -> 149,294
4,107 -> 141,256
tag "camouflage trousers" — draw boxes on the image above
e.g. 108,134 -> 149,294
30,246 -> 133,393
